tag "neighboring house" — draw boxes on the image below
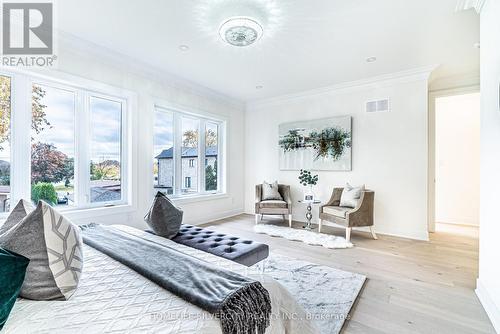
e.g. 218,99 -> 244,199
155,147 -> 217,194
90,180 -> 121,202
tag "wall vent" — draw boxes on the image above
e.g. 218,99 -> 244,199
366,98 -> 390,113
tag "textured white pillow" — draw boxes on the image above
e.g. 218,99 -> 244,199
262,181 -> 283,200
340,183 -> 365,208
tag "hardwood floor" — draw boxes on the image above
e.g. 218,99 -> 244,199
202,215 -> 495,334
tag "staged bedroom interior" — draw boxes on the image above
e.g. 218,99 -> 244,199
1,0 -> 499,333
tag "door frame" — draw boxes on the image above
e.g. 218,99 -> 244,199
428,85 -> 480,233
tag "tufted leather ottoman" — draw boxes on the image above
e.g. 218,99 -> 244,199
170,224 -> 269,267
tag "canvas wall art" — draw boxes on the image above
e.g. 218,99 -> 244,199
279,116 -> 352,171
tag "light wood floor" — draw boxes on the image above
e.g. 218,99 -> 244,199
202,215 -> 495,334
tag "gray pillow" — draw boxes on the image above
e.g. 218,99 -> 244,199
262,181 -> 283,200
0,201 -> 83,300
0,199 -> 34,236
145,192 -> 183,239
340,183 -> 365,208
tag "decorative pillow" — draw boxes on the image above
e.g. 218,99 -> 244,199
0,247 -> 29,331
0,201 -> 83,301
145,192 -> 183,239
262,181 -> 283,200
340,183 -> 365,208
0,199 -> 35,236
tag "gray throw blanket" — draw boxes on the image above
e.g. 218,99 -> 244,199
80,224 -> 271,334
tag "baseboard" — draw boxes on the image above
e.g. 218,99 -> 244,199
315,219 -> 429,241
476,279 -> 500,333
242,212 -> 430,241
186,208 -> 245,226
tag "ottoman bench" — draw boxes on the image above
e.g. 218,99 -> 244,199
171,224 -> 269,267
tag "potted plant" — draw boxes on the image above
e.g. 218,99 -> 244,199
298,169 -> 319,201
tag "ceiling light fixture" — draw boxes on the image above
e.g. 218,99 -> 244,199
219,17 -> 263,47
256,85 -> 263,89
179,45 -> 190,51
366,57 -> 377,63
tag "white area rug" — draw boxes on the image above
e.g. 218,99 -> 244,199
253,253 -> 366,334
254,224 -> 353,249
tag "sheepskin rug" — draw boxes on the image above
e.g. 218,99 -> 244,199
254,224 -> 353,249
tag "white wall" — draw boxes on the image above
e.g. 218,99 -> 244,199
477,0 -> 500,331
435,93 -> 480,226
245,69 -> 432,240
40,36 -> 246,229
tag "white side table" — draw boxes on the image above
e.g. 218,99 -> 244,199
298,200 -> 321,230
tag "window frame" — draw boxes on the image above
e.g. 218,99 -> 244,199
154,102 -> 226,199
0,68 -> 134,217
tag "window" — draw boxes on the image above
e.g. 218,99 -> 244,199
153,111 -> 174,195
181,117 -> 199,194
205,122 -> 219,192
154,106 -> 224,197
0,75 -> 11,212
31,83 -> 76,207
90,96 -> 122,203
0,70 -> 131,214
184,177 -> 191,189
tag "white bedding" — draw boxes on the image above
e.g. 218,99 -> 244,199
4,225 -> 318,334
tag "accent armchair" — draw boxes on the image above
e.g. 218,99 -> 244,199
319,187 -> 377,242
255,184 -> 292,227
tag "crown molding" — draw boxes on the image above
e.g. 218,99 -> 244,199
247,65 -> 438,110
429,71 -> 480,92
455,0 -> 487,13
57,31 -> 245,110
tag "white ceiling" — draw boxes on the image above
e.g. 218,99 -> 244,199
57,0 -> 479,102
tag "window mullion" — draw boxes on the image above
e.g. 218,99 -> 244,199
173,113 -> 182,196
218,121 -> 225,194
76,91 -> 90,207
10,74 -> 31,204
199,119 -> 206,194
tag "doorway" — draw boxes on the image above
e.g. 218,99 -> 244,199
429,91 -> 480,234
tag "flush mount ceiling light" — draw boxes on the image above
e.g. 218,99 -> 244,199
366,57 -> 377,63
219,17 -> 263,47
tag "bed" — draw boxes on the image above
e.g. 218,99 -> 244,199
3,225 -> 318,334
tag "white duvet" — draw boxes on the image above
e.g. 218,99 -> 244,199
4,225 -> 318,334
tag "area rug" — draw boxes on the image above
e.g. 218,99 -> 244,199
254,253 -> 366,334
254,224 -> 353,249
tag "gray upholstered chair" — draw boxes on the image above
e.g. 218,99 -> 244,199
255,184 -> 292,227
319,187 -> 377,242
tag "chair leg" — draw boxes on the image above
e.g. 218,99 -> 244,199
288,214 -> 292,228
369,226 -> 378,240
346,227 -> 352,242
318,219 -> 322,233
255,214 -> 259,225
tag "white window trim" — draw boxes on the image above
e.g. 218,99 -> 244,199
153,100 -> 227,200
0,68 -> 137,218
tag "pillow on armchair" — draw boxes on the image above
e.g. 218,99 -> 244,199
262,181 -> 283,201
340,183 -> 365,208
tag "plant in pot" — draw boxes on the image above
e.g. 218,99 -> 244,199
298,169 -> 319,202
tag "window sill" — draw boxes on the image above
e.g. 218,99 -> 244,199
170,193 -> 228,205
0,204 -> 135,224
57,204 -> 136,221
